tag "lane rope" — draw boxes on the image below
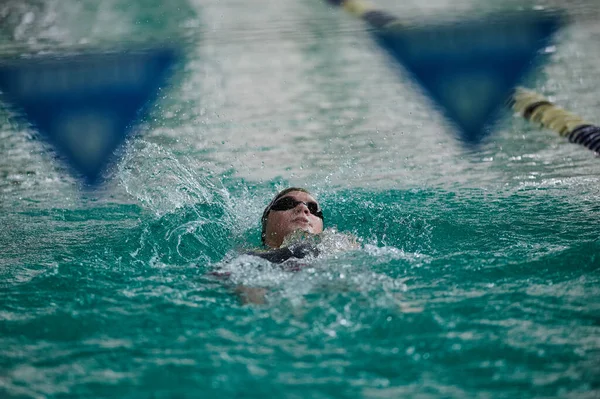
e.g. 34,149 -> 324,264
510,88 -> 600,153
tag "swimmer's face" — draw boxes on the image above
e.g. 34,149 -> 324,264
264,190 -> 324,248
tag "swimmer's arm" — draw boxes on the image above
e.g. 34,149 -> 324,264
234,285 -> 267,305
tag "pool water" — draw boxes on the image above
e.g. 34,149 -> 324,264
1,0 -> 599,398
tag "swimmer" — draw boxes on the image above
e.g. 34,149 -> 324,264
232,187 -> 359,304
236,187 -> 325,303
248,187 -> 324,263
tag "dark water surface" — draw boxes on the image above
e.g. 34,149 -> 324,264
1,0 -> 599,398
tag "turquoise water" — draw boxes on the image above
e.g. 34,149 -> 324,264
1,0 -> 600,398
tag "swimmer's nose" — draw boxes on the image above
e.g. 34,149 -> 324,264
297,202 -> 310,215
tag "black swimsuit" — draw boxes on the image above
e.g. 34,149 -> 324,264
210,242 -> 320,279
246,242 -> 320,264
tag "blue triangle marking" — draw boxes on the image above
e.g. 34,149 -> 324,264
0,48 -> 179,185
373,13 -> 561,144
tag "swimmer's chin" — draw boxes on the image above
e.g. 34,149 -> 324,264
281,228 -> 318,246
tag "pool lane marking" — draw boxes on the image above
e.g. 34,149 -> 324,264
510,88 -> 600,153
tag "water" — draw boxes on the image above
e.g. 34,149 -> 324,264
1,0 -> 599,398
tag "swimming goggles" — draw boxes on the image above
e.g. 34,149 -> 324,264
269,196 -> 323,219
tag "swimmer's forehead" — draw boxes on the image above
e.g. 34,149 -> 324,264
280,191 -> 318,204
